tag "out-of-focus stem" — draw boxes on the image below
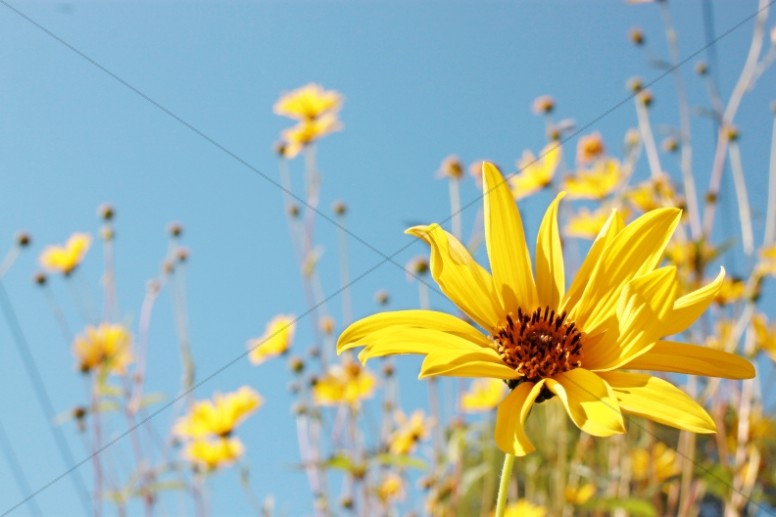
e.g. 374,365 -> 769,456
0,246 -> 20,278
764,116 -> 776,246
635,101 -> 662,179
728,141 -> 754,256
91,376 -> 104,517
336,221 -> 353,325
449,178 -> 462,241
495,453 -> 515,517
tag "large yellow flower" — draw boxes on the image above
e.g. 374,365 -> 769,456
338,163 -> 754,456
40,232 -> 91,275
174,386 -> 262,439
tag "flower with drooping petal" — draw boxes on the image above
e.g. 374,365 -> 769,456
564,159 -> 624,199
185,437 -> 244,471
174,386 -> 262,439
313,360 -> 376,408
338,162 -> 755,456
274,83 -> 342,121
509,143 -> 562,200
461,378 -> 506,412
249,315 -> 296,365
388,410 -> 433,455
73,323 -> 133,375
40,233 -> 91,275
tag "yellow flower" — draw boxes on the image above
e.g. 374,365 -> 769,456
665,239 -> 717,272
313,360 -> 376,407
625,176 -> 676,213
39,233 -> 91,275
705,320 -> 735,351
501,500 -> 546,517
461,378 -> 506,412
388,410 -> 433,455
715,277 -> 747,305
338,162 -> 754,456
249,315 -> 296,365
273,83 -> 342,121
756,244 -> 776,276
576,132 -> 605,164
564,206 -> 618,240
281,113 -> 342,159
174,386 -> 262,439
73,323 -> 132,375
377,472 -> 405,503
631,442 -> 679,482
753,314 -> 776,362
509,143 -> 562,200
564,159 -> 623,199
185,437 -> 244,471
565,483 -> 595,505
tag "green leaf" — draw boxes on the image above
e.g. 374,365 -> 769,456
374,453 -> 427,470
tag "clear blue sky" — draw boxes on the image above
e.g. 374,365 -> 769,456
1,1 -> 774,515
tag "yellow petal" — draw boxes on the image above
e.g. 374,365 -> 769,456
662,268 -> 725,337
584,267 -> 678,371
350,326 -> 491,363
623,340 -> 755,379
546,369 -> 625,437
535,192 -> 566,310
338,310 -> 488,354
597,371 -> 716,433
573,208 -> 680,329
494,380 -> 545,456
482,162 -> 537,313
405,224 -> 502,330
562,209 -> 624,314
420,351 -> 519,379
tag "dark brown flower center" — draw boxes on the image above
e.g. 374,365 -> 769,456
492,306 -> 584,390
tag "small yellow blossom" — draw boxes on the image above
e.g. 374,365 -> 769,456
461,378 -> 506,412
501,500 -> 547,517
565,483 -> 596,505
565,206 -> 621,240
377,472 -> 405,503
631,442 -> 680,482
564,159 -> 623,199
753,314 -> 776,362
281,113 -> 342,159
249,315 -> 295,365
73,323 -> 133,375
665,239 -> 717,272
625,176 -> 676,213
509,143 -> 562,200
705,320 -> 735,351
313,360 -> 376,407
715,277 -> 747,305
185,437 -> 244,471
438,155 -> 464,180
174,386 -> 262,439
389,410 -> 433,455
274,83 -> 342,121
39,233 -> 91,275
576,132 -> 605,164
756,244 -> 776,276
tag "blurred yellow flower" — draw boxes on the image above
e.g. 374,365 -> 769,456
564,159 -> 623,199
339,162 -> 754,457
313,360 -> 376,407
461,378 -> 506,412
281,113 -> 342,159
564,206 -> 620,240
274,83 -> 342,121
576,132 -> 605,164
705,320 -> 735,351
377,472 -> 405,503
249,315 -> 295,365
665,239 -> 717,272
631,442 -> 679,482
39,233 -> 91,275
389,410 -> 433,455
531,95 -> 555,115
501,500 -> 547,517
756,244 -> 776,276
174,386 -> 262,439
564,483 -> 596,505
715,277 -> 747,305
73,323 -> 133,375
185,437 -> 244,471
753,314 -> 776,362
509,143 -> 562,200
625,176 -> 676,213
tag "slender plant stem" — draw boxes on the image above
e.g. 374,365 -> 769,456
495,453 -> 515,517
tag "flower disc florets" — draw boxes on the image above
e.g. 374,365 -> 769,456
492,306 -> 584,386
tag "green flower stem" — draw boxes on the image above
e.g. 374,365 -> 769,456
495,452 -> 516,517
